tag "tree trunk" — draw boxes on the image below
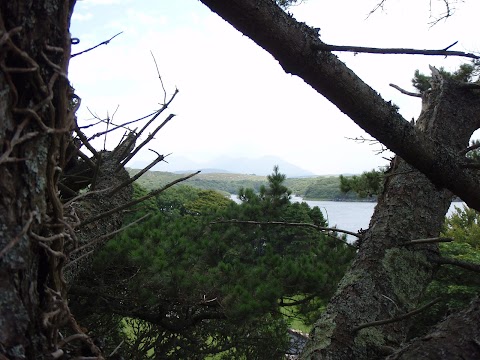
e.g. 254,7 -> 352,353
0,1 -> 76,358
196,0 -> 480,358
386,297 -> 480,359
302,77 -> 479,359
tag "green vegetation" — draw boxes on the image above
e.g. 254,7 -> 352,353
412,60 -> 480,92
128,169 -> 366,200
339,169 -> 384,199
72,167 -> 355,359
408,205 -> 480,338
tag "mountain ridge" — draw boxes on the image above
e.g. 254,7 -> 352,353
130,154 -> 315,177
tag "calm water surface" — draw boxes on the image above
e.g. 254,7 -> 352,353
296,196 -> 465,239
232,195 -> 465,240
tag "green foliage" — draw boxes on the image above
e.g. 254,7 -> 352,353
412,61 -> 480,92
466,139 -> 480,162
79,168 -> 355,358
129,169 -> 268,194
408,205 -> 480,339
129,169 -> 366,200
301,176 -> 356,200
339,169 -> 383,198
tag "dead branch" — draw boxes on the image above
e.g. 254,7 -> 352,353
115,89 -> 179,165
75,126 -> 99,158
389,83 -> 422,97
312,43 -> 479,59
210,219 -> 360,242
150,50 -> 167,104
352,297 -> 441,332
366,0 -> 387,19
79,171 -> 200,228
460,142 -> 480,156
89,153 -> 102,190
432,256 -> 480,273
116,113 -> 175,171
279,293 -> 319,307
402,237 -> 453,245
68,213 -> 150,257
108,340 -> 125,358
63,187 -> 113,208
88,110 -> 156,137
108,153 -> 167,196
71,31 -> 123,58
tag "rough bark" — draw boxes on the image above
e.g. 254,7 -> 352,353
198,0 -> 480,211
302,77 -> 480,359
0,2 -> 137,358
0,1 -> 76,358
386,297 -> 480,360
196,0 -> 480,358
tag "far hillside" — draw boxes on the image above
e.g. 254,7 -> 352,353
128,169 -> 367,201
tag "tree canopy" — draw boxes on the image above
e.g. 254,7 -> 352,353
70,168 -> 355,358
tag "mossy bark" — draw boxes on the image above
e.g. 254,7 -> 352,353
196,0 -> 480,357
0,1 -> 75,358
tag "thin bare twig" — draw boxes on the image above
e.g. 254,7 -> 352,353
69,213 -> 151,257
109,340 -> 125,357
432,256 -> 480,273
210,219 -> 360,242
108,153 -> 169,196
402,237 -> 453,245
313,43 -> 479,59
79,171 -> 200,228
87,110 -> 157,142
460,142 -> 480,156
150,50 -> 167,104
117,113 -> 175,171
115,89 -> 179,166
352,297 -> 441,332
71,31 -> 123,58
389,83 -> 422,97
63,187 -> 113,208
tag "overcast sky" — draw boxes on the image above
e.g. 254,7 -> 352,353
69,0 -> 480,175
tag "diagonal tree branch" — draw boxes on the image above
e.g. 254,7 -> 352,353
314,43 -> 479,59
198,0 -> 480,211
210,219 -> 360,241
71,32 -> 123,58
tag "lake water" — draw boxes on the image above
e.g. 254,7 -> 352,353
232,195 -> 465,240
297,197 -> 465,240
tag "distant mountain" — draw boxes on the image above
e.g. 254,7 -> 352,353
206,155 -> 314,177
129,155 -> 314,177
